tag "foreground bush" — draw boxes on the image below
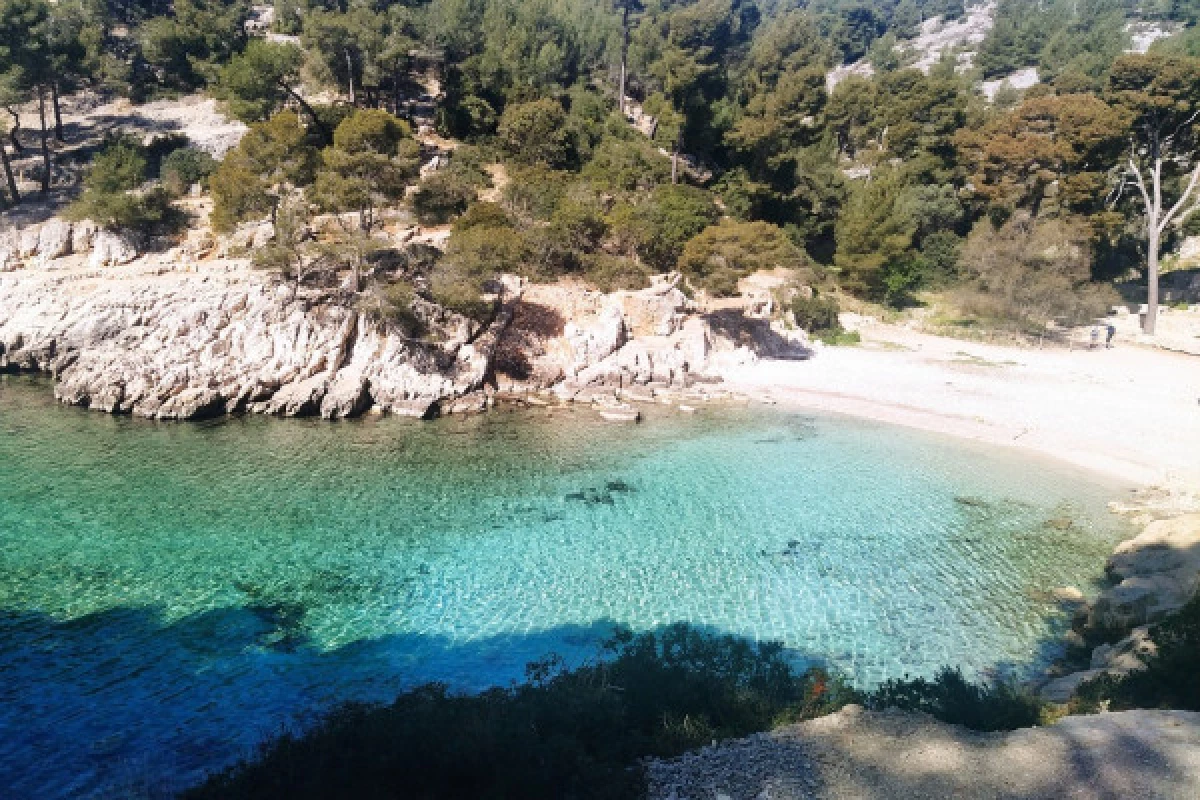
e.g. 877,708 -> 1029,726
867,667 -> 1043,731
1072,594 -> 1200,713
184,625 -> 856,800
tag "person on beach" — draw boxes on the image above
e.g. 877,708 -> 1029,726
1106,322 -> 1116,348
1090,326 -> 1100,349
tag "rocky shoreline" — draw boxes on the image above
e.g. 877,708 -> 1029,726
0,218 -> 813,423
1,218 -> 1195,713
1037,497 -> 1200,703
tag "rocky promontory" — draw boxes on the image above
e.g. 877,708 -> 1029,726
0,218 -> 812,421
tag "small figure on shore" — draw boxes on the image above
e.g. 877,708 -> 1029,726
1106,323 -> 1116,348
1090,326 -> 1100,350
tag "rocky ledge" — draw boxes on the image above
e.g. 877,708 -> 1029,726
647,705 -> 1200,800
0,239 -> 812,420
1039,511 -> 1200,703
0,263 -> 515,420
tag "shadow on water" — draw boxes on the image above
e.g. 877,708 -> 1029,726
0,598 -> 1100,800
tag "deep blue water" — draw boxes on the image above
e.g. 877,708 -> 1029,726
0,374 -> 1129,797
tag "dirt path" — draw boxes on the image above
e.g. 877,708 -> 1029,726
647,706 -> 1200,800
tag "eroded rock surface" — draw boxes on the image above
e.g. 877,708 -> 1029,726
1042,512 -> 1200,702
647,705 -> 1200,800
1090,513 -> 1200,631
0,265 -> 509,420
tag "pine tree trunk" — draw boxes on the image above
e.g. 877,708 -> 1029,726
1145,229 -> 1160,335
52,82 -> 64,141
0,140 -> 18,205
346,50 -> 356,106
38,87 -> 51,194
7,108 -> 22,154
671,148 -> 678,184
279,82 -> 332,145
618,6 -> 629,115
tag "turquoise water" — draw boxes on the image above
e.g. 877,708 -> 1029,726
0,374 -> 1129,797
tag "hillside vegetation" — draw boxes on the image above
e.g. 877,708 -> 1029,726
2,0 -> 1199,336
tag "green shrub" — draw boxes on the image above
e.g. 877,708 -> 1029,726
452,201 -> 514,234
583,254 -> 654,292
497,98 -> 574,168
1071,594 -> 1200,713
790,291 -> 842,333
412,169 -> 478,224
816,329 -> 861,346
184,625 -> 858,800
503,165 -> 571,221
867,667 -> 1043,731
68,135 -> 181,234
608,184 -> 719,273
161,147 -> 217,194
678,220 -> 806,297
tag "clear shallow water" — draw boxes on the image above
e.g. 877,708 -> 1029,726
0,374 -> 1130,797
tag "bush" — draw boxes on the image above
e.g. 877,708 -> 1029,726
580,137 -> 672,192
452,201 -> 514,234
161,147 -> 217,194
790,291 -> 841,333
608,184 -> 719,273
582,254 -> 654,292
184,625 -> 858,800
678,220 -> 807,296
957,213 -> 1118,333
497,98 -> 574,168
1071,594 -> 1200,713
68,135 -> 181,234
867,667 -> 1043,731
412,169 -> 478,224
503,165 -> 571,221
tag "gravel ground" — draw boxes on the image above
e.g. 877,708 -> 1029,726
646,705 -> 1200,800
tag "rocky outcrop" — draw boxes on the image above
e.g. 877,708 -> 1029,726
0,218 -> 136,271
89,230 -> 139,267
1040,513 -> 1200,702
492,277 -> 809,405
1086,513 -> 1200,632
0,267 -> 514,420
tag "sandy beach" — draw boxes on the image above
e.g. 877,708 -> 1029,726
724,323 -> 1200,491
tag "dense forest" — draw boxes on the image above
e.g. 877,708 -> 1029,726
3,0 -> 1200,334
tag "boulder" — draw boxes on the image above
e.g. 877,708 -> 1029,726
565,303 -> 626,374
35,220 -> 74,264
0,232 -> 18,271
1091,625 -> 1156,674
1086,514 -> 1200,631
71,220 -> 97,254
263,372 -> 329,416
319,372 -> 370,419
1039,669 -> 1106,703
157,388 -> 224,420
89,230 -> 138,267
18,225 -> 41,258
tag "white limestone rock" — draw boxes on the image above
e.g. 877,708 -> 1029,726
89,230 -> 138,267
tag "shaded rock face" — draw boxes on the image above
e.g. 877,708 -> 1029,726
1088,513 -> 1200,632
1041,513 -> 1200,703
492,277 -> 772,401
0,271 -> 507,420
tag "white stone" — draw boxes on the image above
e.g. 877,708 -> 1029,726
89,230 -> 138,267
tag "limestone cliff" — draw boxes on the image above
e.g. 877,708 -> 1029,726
0,258 -> 510,420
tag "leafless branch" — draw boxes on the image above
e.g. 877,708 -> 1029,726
1160,163 -> 1200,235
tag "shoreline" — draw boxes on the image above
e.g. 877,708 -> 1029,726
720,325 -> 1200,495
